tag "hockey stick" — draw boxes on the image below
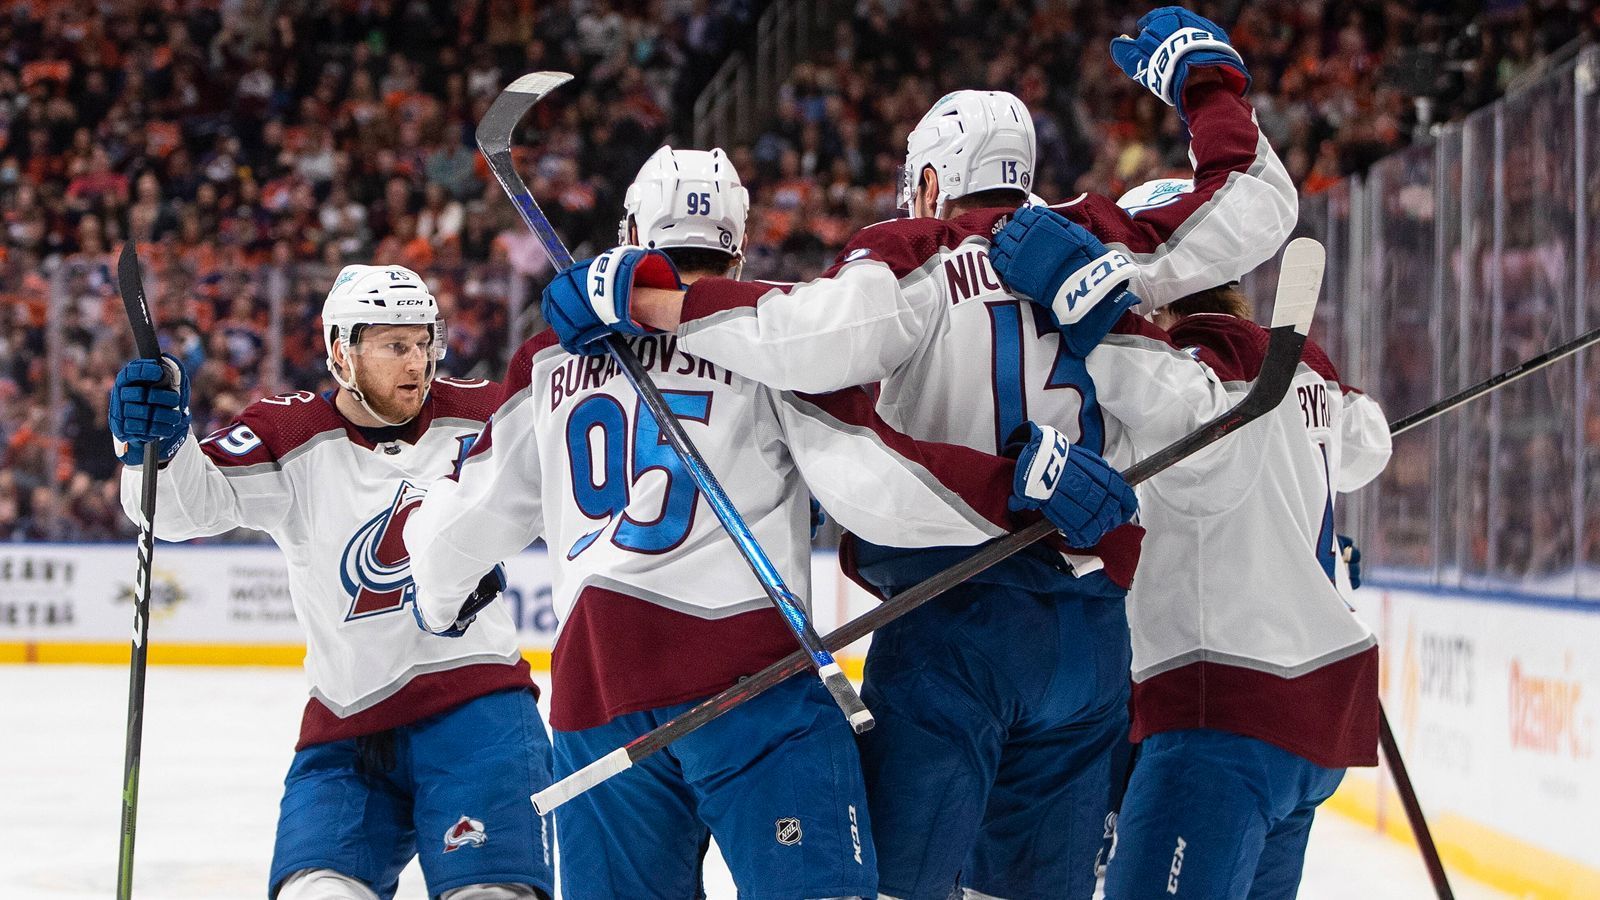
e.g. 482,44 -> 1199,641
1378,708 -> 1453,898
477,72 -> 873,731
115,242 -> 162,900
532,237 -> 1326,813
1388,323 -> 1600,437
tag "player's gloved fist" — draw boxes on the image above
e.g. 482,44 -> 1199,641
1110,6 -> 1250,117
414,564 -> 507,638
541,246 -> 684,356
1338,534 -> 1362,589
1007,422 -> 1137,548
109,354 -> 191,466
989,205 -> 1141,355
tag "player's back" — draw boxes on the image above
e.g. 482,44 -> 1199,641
807,212 -> 1225,591
479,332 -> 817,731
840,213 -> 1108,457
1128,313 -> 1384,767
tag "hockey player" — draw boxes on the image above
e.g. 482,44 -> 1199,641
109,265 -> 553,900
405,146 -> 1136,900
1116,286 -> 1390,900
999,184 -> 1393,894
537,9 -> 1293,898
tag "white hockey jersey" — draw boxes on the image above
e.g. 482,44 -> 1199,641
119,381 -> 533,748
1127,314 -> 1393,768
407,331 -> 1021,732
663,78 -> 1290,588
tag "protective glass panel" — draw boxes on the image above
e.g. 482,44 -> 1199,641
1491,75 -> 1578,593
1434,125 -> 1466,580
1368,145 -> 1439,572
1580,48 -> 1600,596
1454,107 -> 1498,586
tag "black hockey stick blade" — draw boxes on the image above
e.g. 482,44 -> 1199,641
118,242 -> 160,360
476,72 -> 578,272
1389,323 -> 1600,437
475,72 -> 574,155
531,241 -> 1325,813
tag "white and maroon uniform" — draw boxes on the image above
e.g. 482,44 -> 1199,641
119,380 -> 532,748
407,331 -> 1018,732
1133,314 -> 1394,767
654,80 -> 1289,587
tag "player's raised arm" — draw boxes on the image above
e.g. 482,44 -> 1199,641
1065,6 -> 1298,311
405,338 -> 546,634
114,359 -> 294,540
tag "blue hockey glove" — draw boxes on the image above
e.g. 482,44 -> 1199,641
414,564 -> 507,638
1007,422 -> 1137,548
1110,6 -> 1250,119
808,496 -> 826,540
541,246 -> 684,356
989,206 -> 1141,356
1338,534 -> 1362,589
109,354 -> 191,466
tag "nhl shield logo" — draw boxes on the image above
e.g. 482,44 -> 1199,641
444,815 -> 486,853
775,817 -> 802,846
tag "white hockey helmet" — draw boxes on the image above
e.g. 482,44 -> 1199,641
900,90 -> 1036,218
321,264 -> 446,424
618,146 -> 749,260
1116,178 -> 1195,214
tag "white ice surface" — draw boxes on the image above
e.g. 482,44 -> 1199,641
0,666 -> 1507,899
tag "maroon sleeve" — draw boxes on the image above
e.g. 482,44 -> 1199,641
1059,74 -> 1266,252
679,219 -> 948,325
429,376 -> 503,423
195,391 -> 336,469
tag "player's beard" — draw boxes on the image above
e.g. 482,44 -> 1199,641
355,368 -> 429,424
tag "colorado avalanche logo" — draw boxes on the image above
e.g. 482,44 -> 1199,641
444,815 -> 486,852
340,481 -> 427,619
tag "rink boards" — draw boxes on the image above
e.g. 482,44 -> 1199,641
0,543 -> 878,673
1,544 -> 1597,898
1333,580 -> 1600,899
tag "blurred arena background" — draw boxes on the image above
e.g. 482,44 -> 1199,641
0,1 -> 1597,897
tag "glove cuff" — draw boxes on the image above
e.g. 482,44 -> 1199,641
1015,424 -> 1070,505
1142,27 -> 1244,105
1048,249 -> 1137,325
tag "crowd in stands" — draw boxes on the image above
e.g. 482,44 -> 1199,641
0,0 -> 1592,546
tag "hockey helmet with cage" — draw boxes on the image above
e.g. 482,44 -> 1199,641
900,90 -> 1037,218
1116,177 -> 1195,214
321,264 -> 447,424
618,146 -> 750,262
